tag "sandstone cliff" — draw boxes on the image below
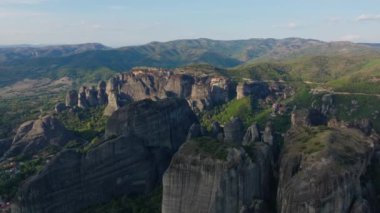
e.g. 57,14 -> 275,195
17,98 -> 197,213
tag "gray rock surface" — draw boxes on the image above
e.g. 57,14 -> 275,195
162,122 -> 275,213
224,117 -> 245,144
104,77 -> 120,116
162,146 -> 258,213
277,125 -> 376,213
106,68 -> 232,115
262,122 -> 274,145
78,86 -> 88,109
18,98 -> 197,213
85,86 -> 98,107
2,115 -> 72,159
242,123 -> 260,145
97,81 -> 108,105
65,90 -> 78,107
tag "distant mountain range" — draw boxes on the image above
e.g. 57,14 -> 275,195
1,38 -> 380,87
0,43 -> 109,63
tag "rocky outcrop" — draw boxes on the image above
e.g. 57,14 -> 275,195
277,124 -> 376,213
97,81 -> 108,105
236,81 -> 288,101
63,68 -> 233,115
115,68 -> 232,114
78,86 -> 88,109
243,123 -> 260,145
104,77 -> 121,116
224,117 -> 245,144
162,120 -> 276,213
65,90 -> 78,107
162,144 -> 257,213
85,86 -> 98,107
2,115 -> 73,159
18,98 -> 197,213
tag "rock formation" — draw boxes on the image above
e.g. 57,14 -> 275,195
65,90 -> 78,107
104,77 -> 121,116
277,120 -> 377,213
242,123 -> 260,145
224,117 -> 245,144
97,80 -> 108,105
18,98 -> 197,213
2,115 -> 73,159
78,86 -> 88,109
162,119 -> 276,213
85,86 -> 98,107
236,81 -> 287,100
65,68 -> 224,114
114,68 -> 232,114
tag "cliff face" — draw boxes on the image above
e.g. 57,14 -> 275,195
62,68 -> 233,116
114,68 -> 233,114
162,121 -> 276,213
277,125 -> 376,213
17,98 -> 197,213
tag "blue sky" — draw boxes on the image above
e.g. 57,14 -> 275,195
0,0 -> 379,46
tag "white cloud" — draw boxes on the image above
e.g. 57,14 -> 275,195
286,22 -> 298,29
339,34 -> 361,41
356,14 -> 380,22
273,22 -> 300,30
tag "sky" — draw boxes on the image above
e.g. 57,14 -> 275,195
0,0 -> 379,47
